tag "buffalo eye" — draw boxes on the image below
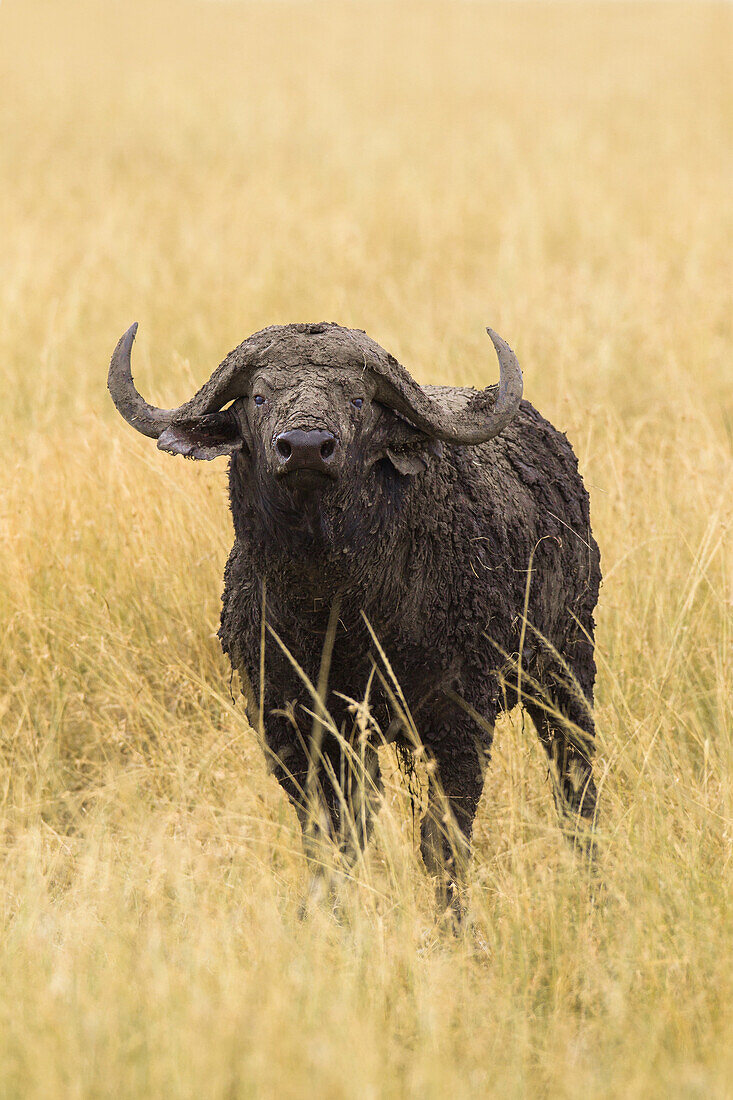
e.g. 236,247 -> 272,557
352,397 -> 364,409
254,395 -> 266,406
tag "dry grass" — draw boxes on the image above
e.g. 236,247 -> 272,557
1,1 -> 732,1095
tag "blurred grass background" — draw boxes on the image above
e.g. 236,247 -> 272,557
0,1 -> 731,1096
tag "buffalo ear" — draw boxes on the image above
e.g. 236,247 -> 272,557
385,448 -> 431,475
377,413 -> 443,476
157,409 -> 245,461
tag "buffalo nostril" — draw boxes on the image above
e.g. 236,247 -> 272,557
320,439 -> 335,460
276,439 -> 292,460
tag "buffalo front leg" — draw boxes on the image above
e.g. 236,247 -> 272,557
260,720 -> 335,911
419,704 -> 492,922
299,740 -> 383,917
268,727 -> 383,914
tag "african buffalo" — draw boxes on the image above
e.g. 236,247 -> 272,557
108,321 -> 600,914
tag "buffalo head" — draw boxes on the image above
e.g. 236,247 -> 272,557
107,321 -> 522,493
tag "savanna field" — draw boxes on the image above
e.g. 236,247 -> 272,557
1,0 -> 731,1095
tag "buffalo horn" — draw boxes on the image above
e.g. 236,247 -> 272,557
372,328 -> 523,445
107,323 -> 252,439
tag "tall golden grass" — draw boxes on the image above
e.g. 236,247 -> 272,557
1,0 -> 731,1094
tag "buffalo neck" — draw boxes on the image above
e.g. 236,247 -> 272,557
228,452 -> 421,621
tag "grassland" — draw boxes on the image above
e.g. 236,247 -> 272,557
0,1 -> 731,1096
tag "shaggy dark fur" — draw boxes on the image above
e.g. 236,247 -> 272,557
108,321 -> 601,909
